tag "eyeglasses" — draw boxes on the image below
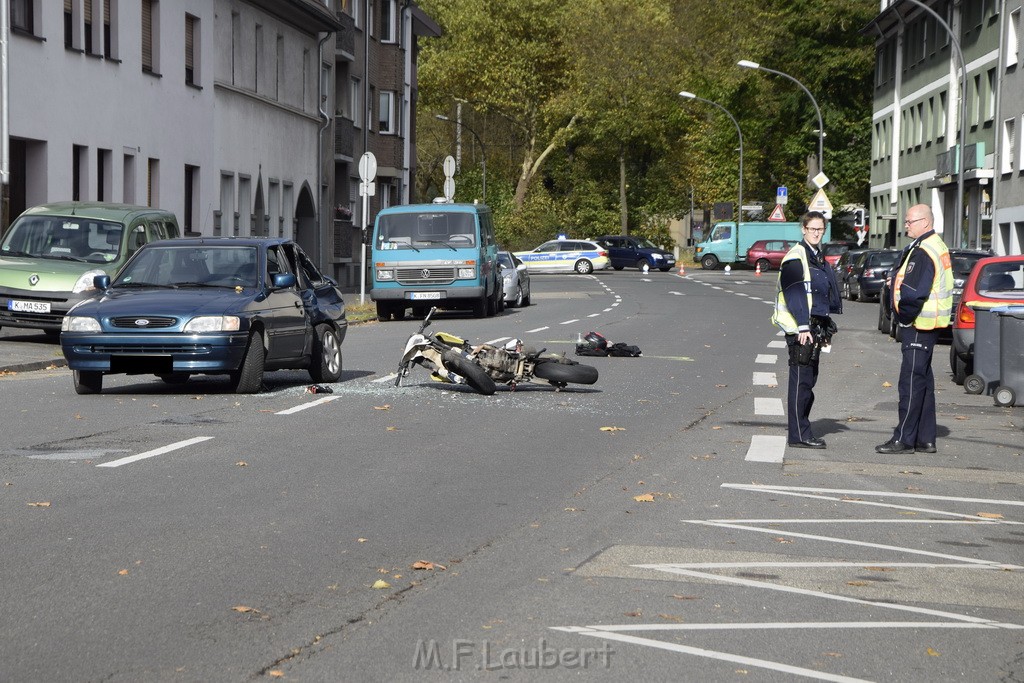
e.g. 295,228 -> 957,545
804,227 -> 826,233
904,217 -> 928,226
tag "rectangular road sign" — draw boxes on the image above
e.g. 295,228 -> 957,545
777,186 -> 788,204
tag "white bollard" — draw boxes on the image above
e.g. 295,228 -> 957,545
724,264 -> 732,275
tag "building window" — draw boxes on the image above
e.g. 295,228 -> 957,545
380,0 -> 397,43
937,91 -> 947,141
184,165 -> 198,233
379,91 -> 396,134
1009,8 -> 1021,68
368,0 -> 375,37
11,0 -> 35,35
64,0 -> 74,49
230,11 -> 240,85
84,0 -> 95,54
1002,118 -> 1016,175
123,153 -> 136,204
255,24 -> 263,93
971,74 -> 981,127
147,158 -> 159,207
103,0 -> 117,59
142,0 -> 159,75
185,14 -> 199,86
276,34 -> 284,101
352,0 -> 361,29
351,77 -> 362,128
368,85 -> 375,131
97,148 -> 111,201
986,68 -> 996,122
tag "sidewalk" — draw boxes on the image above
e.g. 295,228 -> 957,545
0,327 -> 68,373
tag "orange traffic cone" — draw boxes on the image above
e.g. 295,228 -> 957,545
678,263 -> 686,276
755,262 -> 762,276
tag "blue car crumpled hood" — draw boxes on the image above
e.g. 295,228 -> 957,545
71,287 -> 257,321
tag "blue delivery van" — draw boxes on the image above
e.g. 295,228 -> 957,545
370,203 -> 502,321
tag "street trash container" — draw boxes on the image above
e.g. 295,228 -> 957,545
963,307 -> 1002,395
993,306 -> 1024,407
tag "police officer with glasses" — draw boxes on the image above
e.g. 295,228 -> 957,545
772,211 -> 842,449
876,204 -> 954,455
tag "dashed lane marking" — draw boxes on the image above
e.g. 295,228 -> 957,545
97,436 -> 214,468
525,326 -> 549,333
755,354 -> 777,364
560,319 -> 580,325
754,397 -> 784,415
276,396 -> 340,414
752,372 -> 777,386
767,340 -> 786,348
745,435 -> 786,462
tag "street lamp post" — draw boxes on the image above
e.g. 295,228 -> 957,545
738,60 -> 824,181
436,114 -> 487,203
679,91 -> 743,227
896,0 -> 967,248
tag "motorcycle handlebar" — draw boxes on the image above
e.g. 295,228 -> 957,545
417,306 -> 437,334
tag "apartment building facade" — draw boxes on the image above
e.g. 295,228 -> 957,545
3,0 -> 439,287
866,0 -> 1023,255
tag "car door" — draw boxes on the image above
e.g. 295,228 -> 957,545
263,245 -> 307,360
522,242 -> 561,272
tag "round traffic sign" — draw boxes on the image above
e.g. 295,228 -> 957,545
358,152 -> 377,182
443,155 -> 456,179
443,177 -> 455,201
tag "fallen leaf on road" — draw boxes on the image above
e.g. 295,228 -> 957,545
118,569 -> 129,576
357,538 -> 368,543
191,395 -> 203,400
268,672 -> 284,678
712,426 -> 722,430
846,581 -> 869,586
600,426 -> 625,432
624,610 -> 642,618
27,502 -> 51,507
864,566 -> 894,572
882,381 -> 892,388
977,512 -> 1004,519
824,652 -> 843,658
658,614 -> 684,622
926,647 -> 941,656
715,384 -> 727,388
232,606 -> 255,613
371,579 -> 391,589
374,404 -> 391,410
955,415 -> 969,421
235,461 -> 248,467
898,470 -> 922,475
773,537 -> 792,543
671,594 -> 699,600
411,561 -> 446,571
74,414 -> 83,420
633,494 -> 655,502
386,426 -> 397,431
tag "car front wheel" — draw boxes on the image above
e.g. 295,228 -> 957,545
310,324 -> 343,383
73,370 -> 103,395
700,254 -> 718,270
233,331 -> 265,394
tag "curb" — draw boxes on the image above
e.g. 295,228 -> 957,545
0,359 -> 68,374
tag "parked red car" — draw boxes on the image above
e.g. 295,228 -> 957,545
745,239 -> 797,271
823,241 -> 860,266
950,255 -> 1024,385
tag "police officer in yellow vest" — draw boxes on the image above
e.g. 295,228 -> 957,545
876,204 -> 954,454
772,211 -> 842,449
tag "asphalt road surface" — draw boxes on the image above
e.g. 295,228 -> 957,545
1,267 -> 1021,682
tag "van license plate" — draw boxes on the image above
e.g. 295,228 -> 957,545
410,292 -> 442,300
8,300 -> 51,313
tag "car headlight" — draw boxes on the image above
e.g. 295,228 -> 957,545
184,316 -> 241,333
61,316 -> 101,332
376,269 -> 394,281
502,272 -> 514,284
458,267 -> 476,279
72,269 -> 107,294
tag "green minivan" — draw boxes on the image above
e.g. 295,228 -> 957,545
0,202 -> 180,333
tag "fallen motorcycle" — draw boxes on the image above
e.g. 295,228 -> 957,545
395,307 -> 598,395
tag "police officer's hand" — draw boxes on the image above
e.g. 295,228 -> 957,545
797,331 -> 813,345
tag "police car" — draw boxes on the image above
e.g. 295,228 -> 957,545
513,239 -> 610,274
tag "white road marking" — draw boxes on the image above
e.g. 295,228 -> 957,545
745,435 -> 786,462
707,520 -> 1005,526
641,278 -> 652,282
611,302 -> 620,306
767,340 -> 786,348
711,286 -> 722,290
603,308 -> 613,312
669,291 -> 684,296
373,373 -> 398,383
723,483 -> 1024,508
276,396 -> 340,414
754,397 -> 784,415
484,336 -> 511,345
97,436 -> 214,468
588,313 -> 601,318
755,354 -> 777,364
687,520 -> 1023,567
560,319 -> 580,325
552,627 -> 873,683
752,371 -> 777,386
561,620 -> 1011,633
525,326 -> 549,333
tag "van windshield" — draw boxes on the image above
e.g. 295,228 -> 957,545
1,215 -> 124,264
710,224 -> 732,241
377,213 -> 477,250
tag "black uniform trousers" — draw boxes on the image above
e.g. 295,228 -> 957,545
786,334 -> 819,443
892,328 -> 938,446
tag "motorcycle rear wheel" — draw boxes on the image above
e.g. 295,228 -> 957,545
442,350 -> 497,395
534,359 -> 599,385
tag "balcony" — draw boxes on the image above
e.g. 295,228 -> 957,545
335,116 -> 354,159
335,12 -> 355,59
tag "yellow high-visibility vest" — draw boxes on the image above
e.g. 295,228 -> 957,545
894,233 -> 953,330
771,244 -> 813,334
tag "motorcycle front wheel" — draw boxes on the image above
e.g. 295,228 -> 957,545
534,359 -> 599,385
441,350 -> 497,395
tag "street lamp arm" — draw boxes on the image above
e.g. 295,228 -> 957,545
679,92 -> 743,227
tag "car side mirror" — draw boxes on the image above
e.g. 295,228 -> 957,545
271,272 -> 296,289
517,263 -> 527,272
94,274 -> 111,290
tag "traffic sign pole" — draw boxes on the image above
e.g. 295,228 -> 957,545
359,152 -> 377,306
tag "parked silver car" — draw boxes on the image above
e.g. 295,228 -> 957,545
498,251 -> 531,307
